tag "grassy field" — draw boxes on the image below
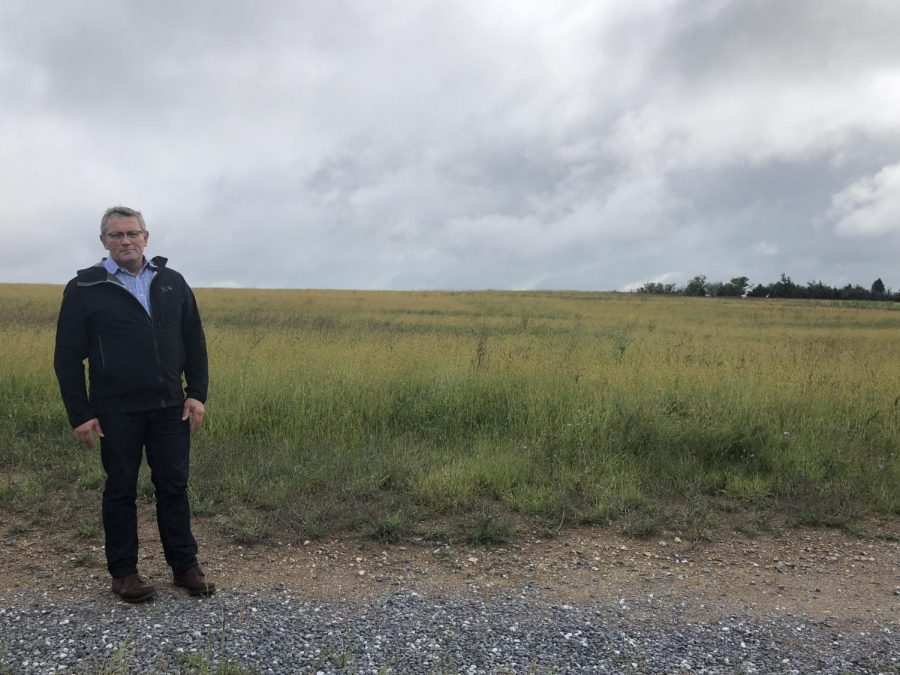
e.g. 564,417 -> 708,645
1,283 -> 898,544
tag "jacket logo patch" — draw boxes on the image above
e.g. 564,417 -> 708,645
161,285 -> 174,292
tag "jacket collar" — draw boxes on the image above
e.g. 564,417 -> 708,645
76,256 -> 169,282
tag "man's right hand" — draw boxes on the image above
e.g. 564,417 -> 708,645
74,418 -> 104,450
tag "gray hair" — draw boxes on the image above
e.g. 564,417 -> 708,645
101,206 -> 147,234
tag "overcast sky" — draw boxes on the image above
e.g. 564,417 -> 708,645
2,0 -> 899,291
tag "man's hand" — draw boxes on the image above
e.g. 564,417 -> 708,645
74,418 -> 104,450
182,398 -> 205,433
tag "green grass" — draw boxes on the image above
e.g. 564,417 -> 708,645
372,512 -> 406,543
1,284 -> 898,542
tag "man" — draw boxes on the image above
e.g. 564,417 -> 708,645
54,205 -> 215,603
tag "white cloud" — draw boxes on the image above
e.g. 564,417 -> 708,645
622,271 -> 681,292
754,241 -> 780,256
1,0 -> 899,289
830,163 -> 900,237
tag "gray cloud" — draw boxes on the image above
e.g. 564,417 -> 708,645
1,0 -> 899,291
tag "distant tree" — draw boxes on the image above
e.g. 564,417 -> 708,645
769,273 -> 797,298
715,276 -> 750,297
635,273 -> 894,302
805,280 -> 836,300
730,276 -> 750,295
747,283 -> 768,298
706,281 -> 724,296
636,282 -> 679,295
839,284 -> 870,301
684,275 -> 708,297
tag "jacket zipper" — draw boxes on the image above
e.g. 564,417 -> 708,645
81,275 -> 170,407
98,335 -> 106,369
148,272 -> 167,407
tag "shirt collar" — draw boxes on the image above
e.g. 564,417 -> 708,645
102,256 -> 156,276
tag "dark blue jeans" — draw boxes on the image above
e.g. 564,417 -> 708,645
98,406 -> 198,579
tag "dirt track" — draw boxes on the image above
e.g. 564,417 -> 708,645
2,510 -> 897,630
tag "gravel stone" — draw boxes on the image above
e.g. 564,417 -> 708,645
1,587 -> 896,674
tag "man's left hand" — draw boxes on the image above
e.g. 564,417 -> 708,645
182,398 -> 205,433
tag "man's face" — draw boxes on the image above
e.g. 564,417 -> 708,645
101,215 -> 149,270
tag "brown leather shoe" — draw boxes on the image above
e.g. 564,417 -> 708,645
173,566 -> 216,597
111,574 -> 156,603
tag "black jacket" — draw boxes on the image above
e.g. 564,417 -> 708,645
54,256 -> 208,428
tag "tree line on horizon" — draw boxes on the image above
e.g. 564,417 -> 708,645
635,274 -> 899,302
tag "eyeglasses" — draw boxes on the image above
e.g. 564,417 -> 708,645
105,230 -> 146,240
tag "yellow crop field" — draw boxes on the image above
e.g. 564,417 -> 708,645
1,283 -> 898,541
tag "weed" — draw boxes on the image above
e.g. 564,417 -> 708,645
372,513 -> 404,543
539,519 -> 565,539
7,522 -> 29,535
430,653 -> 461,674
423,525 -> 449,543
312,641 -> 356,672
842,524 -> 900,542
71,552 -> 93,567
221,507 -> 269,545
328,650 -> 352,668
91,638 -> 134,674
465,511 -> 514,545
171,597 -> 260,674
433,546 -> 459,570
176,652 -> 257,674
788,476 -> 865,528
76,516 -> 102,540
621,506 -> 663,538
286,506 -> 329,540
470,328 -> 489,372
0,475 -> 37,507
75,466 -> 105,491
725,473 -> 774,503
303,517 -> 328,540
189,485 -> 219,517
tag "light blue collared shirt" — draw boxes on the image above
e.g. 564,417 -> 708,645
103,256 -> 157,317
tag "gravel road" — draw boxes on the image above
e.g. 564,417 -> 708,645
1,584 -> 897,674
2,519 -> 898,673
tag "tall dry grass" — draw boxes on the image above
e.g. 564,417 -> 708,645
1,283 -> 897,540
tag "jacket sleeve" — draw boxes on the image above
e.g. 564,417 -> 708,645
54,280 -> 95,428
180,281 -> 209,403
